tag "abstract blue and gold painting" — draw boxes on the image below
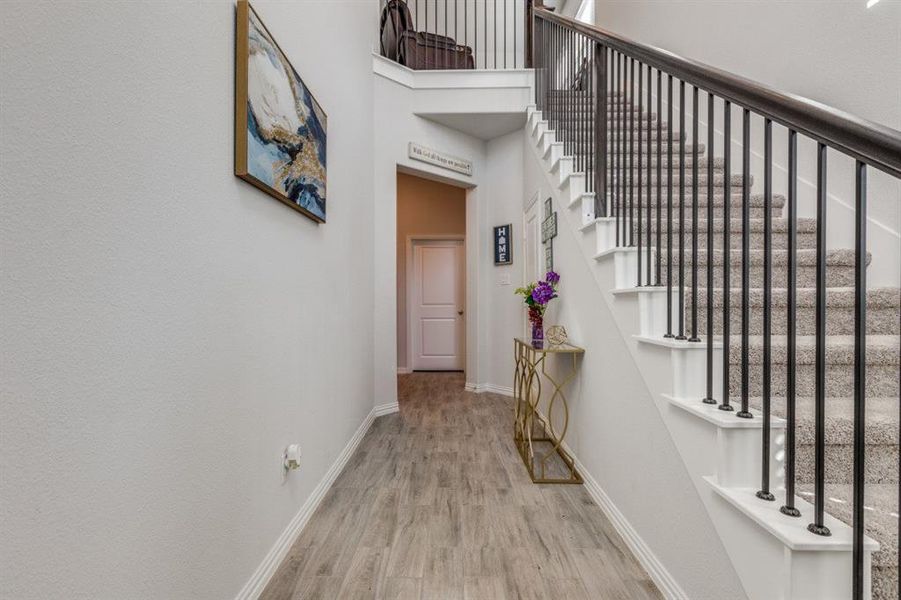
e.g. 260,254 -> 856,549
235,0 -> 327,223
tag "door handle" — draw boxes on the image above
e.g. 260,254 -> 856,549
457,310 -> 464,316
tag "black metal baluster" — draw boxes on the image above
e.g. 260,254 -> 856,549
656,69 -> 662,286
615,52 -> 620,246
513,0 -> 517,69
737,108 -> 753,419
637,62 -> 644,284
563,30 -> 568,157
594,42 -> 607,215
807,142 -> 830,536
473,0 -> 477,70
569,30 -> 573,160
689,85 -> 700,342
628,58 -> 634,247
424,0 -> 428,68
646,64 -> 652,286
586,37 -> 592,194
719,100 -> 734,412
851,159 -> 867,599
703,92 -> 716,404
676,80 -> 686,340
551,24 -> 556,131
584,37 -> 589,187
664,74 -> 674,338
781,129 -> 801,513
757,118 -> 775,498
616,56 -> 623,246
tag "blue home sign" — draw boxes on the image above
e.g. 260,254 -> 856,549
494,224 -> 512,265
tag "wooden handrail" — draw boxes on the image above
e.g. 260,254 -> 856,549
534,7 -> 901,178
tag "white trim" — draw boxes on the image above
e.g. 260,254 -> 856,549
234,407 -> 377,600
465,382 -> 514,397
396,367 -> 412,375
374,401 -> 400,417
530,400 -> 688,599
372,53 -> 533,90
567,441 -> 689,600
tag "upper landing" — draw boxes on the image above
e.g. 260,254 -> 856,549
372,54 -> 533,140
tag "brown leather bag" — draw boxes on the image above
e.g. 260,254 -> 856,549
379,0 -> 414,63
398,30 -> 475,70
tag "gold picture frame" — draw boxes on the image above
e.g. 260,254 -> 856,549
235,0 -> 328,223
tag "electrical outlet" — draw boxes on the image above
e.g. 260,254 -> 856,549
283,444 -> 301,471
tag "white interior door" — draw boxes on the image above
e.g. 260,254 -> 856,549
411,240 -> 465,371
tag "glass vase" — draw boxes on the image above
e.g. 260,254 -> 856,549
531,317 -> 544,348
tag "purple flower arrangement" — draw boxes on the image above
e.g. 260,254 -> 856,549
515,272 -> 561,344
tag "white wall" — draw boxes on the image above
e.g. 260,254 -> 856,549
0,1 -> 377,598
480,130 -> 528,390
593,0 -> 901,285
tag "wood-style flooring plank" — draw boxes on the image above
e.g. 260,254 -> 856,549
258,372 -> 661,600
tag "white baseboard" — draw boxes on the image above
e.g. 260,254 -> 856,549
234,407 -> 377,600
563,439 -> 688,600
373,401 -> 399,417
464,382 -> 514,397
396,367 -> 411,375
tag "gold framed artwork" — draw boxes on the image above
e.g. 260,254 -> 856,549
234,0 -> 328,223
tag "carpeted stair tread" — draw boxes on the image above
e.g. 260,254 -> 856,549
691,288 -> 901,335
606,143 -> 705,155
694,287 -> 901,308
796,483 -> 899,570
636,217 -> 816,234
731,334 -> 900,366
661,247 -> 867,266
759,396 -> 900,445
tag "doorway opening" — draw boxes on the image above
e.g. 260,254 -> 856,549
396,171 -> 467,373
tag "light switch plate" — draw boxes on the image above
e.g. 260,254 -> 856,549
499,273 -> 511,286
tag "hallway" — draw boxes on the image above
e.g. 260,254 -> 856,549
260,373 -> 661,599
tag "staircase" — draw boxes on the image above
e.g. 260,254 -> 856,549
527,84 -> 899,599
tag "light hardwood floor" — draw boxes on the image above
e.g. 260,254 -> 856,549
260,372 -> 662,600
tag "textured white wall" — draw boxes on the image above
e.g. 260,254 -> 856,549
0,1 -> 377,598
592,0 -> 901,285
481,130 -> 527,390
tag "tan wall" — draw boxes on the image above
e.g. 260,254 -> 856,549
396,172 -> 466,370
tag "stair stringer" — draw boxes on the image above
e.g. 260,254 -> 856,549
525,106 -> 878,600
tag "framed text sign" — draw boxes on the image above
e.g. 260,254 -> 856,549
494,224 -> 512,265
408,142 -> 473,176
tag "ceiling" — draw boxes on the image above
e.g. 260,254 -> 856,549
416,112 -> 527,141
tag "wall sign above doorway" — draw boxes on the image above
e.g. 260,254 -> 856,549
408,142 -> 473,176
494,224 -> 513,265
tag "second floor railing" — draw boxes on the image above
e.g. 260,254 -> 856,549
379,0 -> 533,70
531,6 -> 901,600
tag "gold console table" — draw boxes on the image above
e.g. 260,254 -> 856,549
513,338 -> 584,484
